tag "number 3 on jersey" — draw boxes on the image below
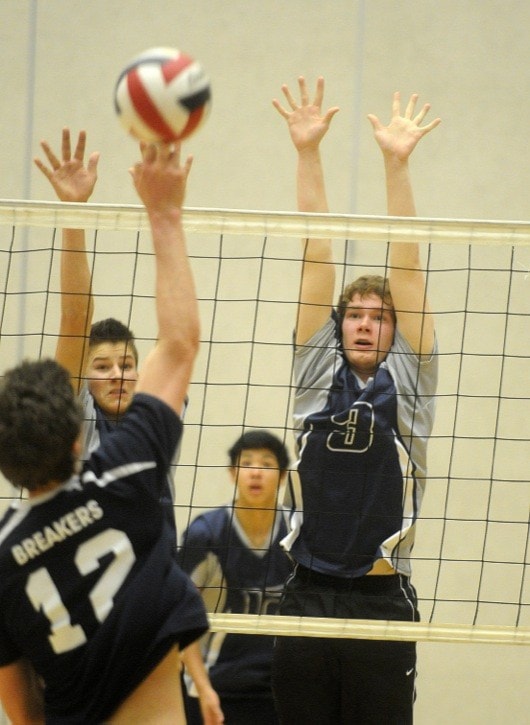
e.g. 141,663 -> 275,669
328,402 -> 375,453
25,528 -> 135,654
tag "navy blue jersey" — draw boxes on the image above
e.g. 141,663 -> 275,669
282,314 -> 438,578
80,386 -> 182,547
178,506 -> 292,698
0,394 -> 208,724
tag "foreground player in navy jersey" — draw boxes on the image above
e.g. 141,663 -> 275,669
271,78 -> 440,723
0,142 -> 209,723
179,430 -> 292,725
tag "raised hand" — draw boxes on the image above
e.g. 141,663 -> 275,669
273,76 -> 339,152
129,142 -> 193,215
34,128 -> 99,202
367,92 -> 441,162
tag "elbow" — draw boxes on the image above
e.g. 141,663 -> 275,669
167,325 -> 200,364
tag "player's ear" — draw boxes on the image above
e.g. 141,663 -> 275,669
72,437 -> 83,459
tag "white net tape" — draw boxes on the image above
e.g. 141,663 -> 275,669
1,199 -> 530,246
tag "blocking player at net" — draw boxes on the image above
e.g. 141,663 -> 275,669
0,142 -> 208,723
33,130 -> 184,543
178,430 -> 292,725
271,77 -> 440,723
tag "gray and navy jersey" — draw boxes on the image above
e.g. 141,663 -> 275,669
0,394 -> 207,724
282,314 -> 438,578
178,506 -> 292,698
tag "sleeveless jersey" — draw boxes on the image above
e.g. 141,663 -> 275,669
282,314 -> 438,578
0,393 -> 208,724
178,506 -> 292,698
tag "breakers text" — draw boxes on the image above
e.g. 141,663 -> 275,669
11,500 -> 104,565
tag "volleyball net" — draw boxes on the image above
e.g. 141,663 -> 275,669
0,199 -> 528,647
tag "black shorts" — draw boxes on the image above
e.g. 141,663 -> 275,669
271,565 -> 419,725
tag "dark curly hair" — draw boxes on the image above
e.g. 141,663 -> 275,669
0,359 -> 84,491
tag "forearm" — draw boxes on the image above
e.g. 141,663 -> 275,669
60,229 -> 93,322
384,155 -> 423,272
385,157 -> 434,353
384,155 -> 416,218
181,641 -> 224,724
297,148 -> 333,264
297,148 -> 329,213
181,641 -> 211,695
0,659 -> 45,725
56,228 -> 93,387
148,209 -> 200,356
295,147 -> 335,343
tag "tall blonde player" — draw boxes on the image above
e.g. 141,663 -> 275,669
271,77 -> 440,724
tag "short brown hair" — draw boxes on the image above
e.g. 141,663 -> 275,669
90,318 -> 138,365
336,274 -> 395,324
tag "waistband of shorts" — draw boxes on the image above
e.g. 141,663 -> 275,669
294,563 -> 406,592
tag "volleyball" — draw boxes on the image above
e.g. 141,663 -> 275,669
114,47 -> 211,143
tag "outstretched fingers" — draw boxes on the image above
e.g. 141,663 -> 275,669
72,129 -> 88,162
36,139 -> 60,173
271,96 -> 288,118
298,75 -> 311,106
312,76 -> 325,109
418,114 -> 442,135
273,75 -> 327,117
366,113 -> 382,133
281,82 -> 299,110
391,90 -> 402,119
403,93 -> 419,120
137,141 -> 193,175
60,127 -> 72,162
412,100 -> 441,135
393,91 -> 442,134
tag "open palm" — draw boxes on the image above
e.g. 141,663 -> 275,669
368,92 -> 440,162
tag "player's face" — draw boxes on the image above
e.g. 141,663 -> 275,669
86,342 -> 138,418
232,448 -> 284,510
341,293 -> 395,380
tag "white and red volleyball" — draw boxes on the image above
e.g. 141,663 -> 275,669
114,47 -> 211,143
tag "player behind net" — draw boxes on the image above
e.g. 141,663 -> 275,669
271,77 -> 440,724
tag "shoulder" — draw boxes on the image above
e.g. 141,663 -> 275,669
294,314 -> 341,380
79,384 -> 93,409
295,314 -> 337,356
390,327 -> 438,367
84,394 -> 182,482
182,507 -> 229,543
386,329 -> 439,393
122,393 -> 182,439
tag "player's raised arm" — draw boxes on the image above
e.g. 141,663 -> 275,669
130,142 -> 199,416
273,76 -> 339,345
0,658 -> 44,725
34,128 -> 99,391
368,92 -> 440,357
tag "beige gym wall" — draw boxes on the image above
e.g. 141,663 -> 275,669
0,2 -> 528,723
